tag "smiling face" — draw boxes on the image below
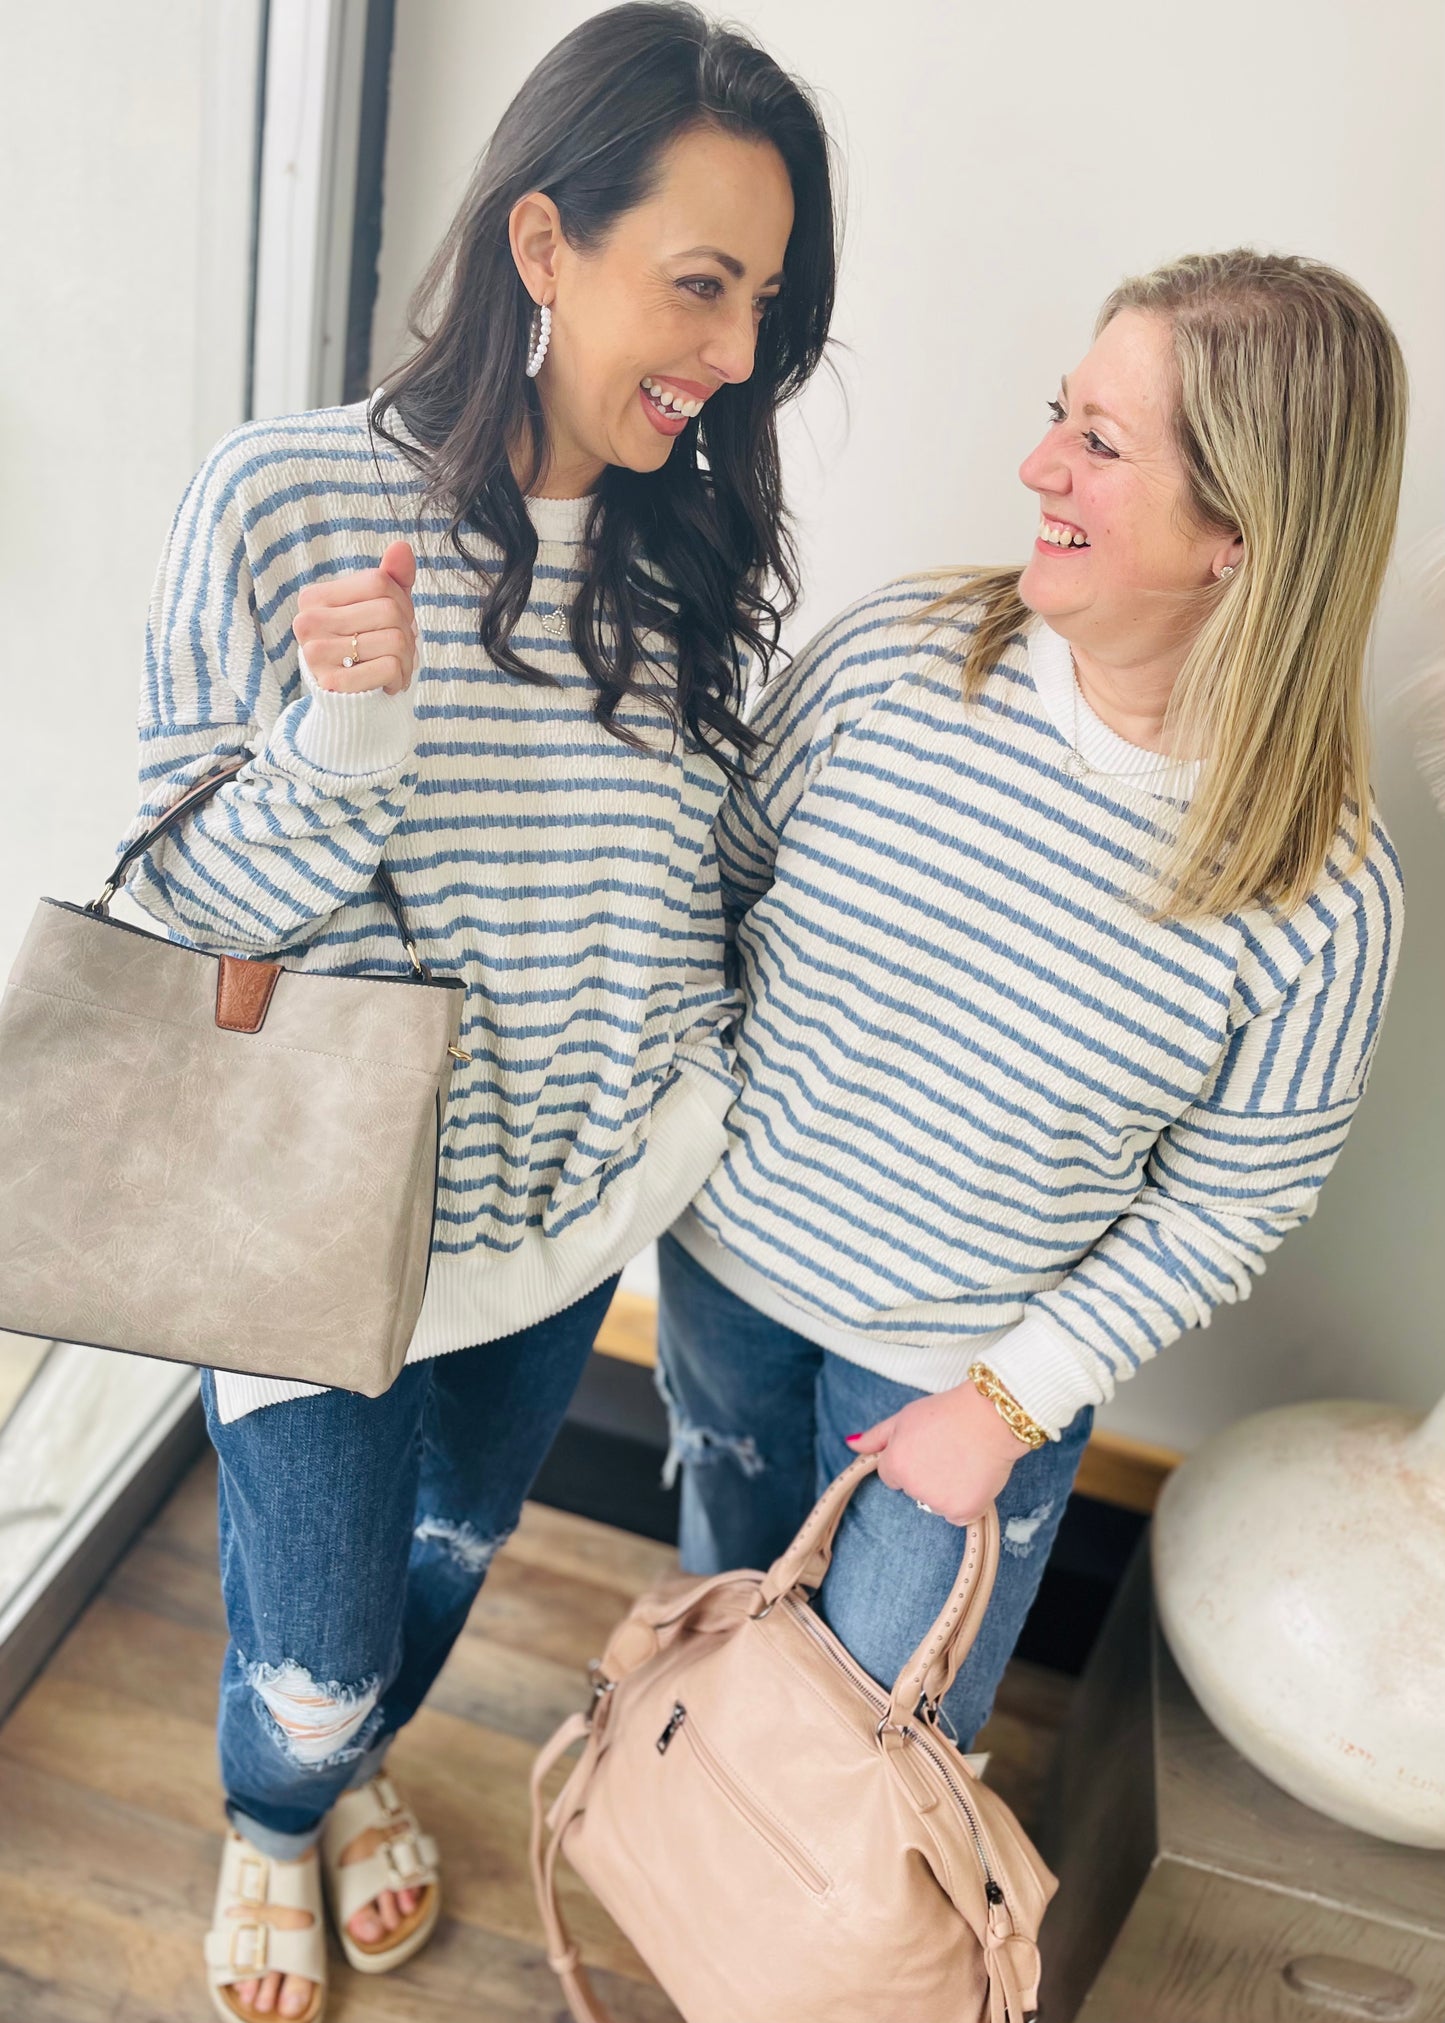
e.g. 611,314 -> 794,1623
511,123 -> 795,494
1016,308 -> 1242,665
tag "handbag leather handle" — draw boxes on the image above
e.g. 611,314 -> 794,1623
93,755 -> 250,909
755,1452 -> 882,1606
756,1454 -> 1002,1725
887,1503 -> 1000,1725
96,755 -> 425,975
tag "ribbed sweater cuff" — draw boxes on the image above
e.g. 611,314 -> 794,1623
977,1309 -> 1112,1440
292,649 -> 418,775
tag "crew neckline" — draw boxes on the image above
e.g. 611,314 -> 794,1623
1026,619 -> 1201,800
366,388 -> 594,546
525,492 -> 594,545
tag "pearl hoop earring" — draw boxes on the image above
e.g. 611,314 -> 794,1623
525,302 -> 552,379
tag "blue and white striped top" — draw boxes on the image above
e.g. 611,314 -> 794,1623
127,400 -> 738,1422
673,577 -> 1403,1435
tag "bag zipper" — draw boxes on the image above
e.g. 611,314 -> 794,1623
781,1595 -> 1005,1908
656,1702 -> 830,1896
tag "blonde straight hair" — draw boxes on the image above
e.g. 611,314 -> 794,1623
933,251 -> 1407,920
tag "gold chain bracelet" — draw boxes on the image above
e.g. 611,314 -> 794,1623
967,1361 -> 1050,1449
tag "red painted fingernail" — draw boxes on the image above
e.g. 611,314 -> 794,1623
844,1434 -> 862,1444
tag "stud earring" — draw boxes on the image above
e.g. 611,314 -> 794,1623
525,301 -> 552,379
1218,563 -> 1237,579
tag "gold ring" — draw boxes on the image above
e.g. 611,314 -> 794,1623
341,633 -> 360,669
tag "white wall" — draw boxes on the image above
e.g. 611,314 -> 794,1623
0,1 -> 261,971
375,0 -> 1445,1448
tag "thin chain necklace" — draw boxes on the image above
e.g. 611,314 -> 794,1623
1066,654 -> 1175,782
531,491 -> 593,638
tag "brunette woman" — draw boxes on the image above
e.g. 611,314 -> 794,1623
125,9 -> 835,2016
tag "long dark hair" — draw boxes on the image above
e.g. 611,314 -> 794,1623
371,2 -> 837,773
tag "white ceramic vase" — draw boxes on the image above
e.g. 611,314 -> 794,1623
1152,1392 -> 1445,1847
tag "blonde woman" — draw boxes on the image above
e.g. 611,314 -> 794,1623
658,250 -> 1406,1744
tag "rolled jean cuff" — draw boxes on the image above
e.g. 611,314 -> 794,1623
343,1736 -> 391,1794
226,1733 -> 390,1857
227,1802 -> 325,1862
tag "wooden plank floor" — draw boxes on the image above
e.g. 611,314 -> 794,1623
0,1454 -> 1073,2021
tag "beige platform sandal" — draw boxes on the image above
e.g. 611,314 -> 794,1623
205,1830 -> 327,2023
320,1771 -> 442,1974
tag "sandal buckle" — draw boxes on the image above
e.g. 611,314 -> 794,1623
229,1922 -> 269,1974
237,1855 -> 268,1907
385,1834 -> 426,1884
373,1773 -> 403,1817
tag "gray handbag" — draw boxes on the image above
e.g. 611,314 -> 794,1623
0,761 -> 465,1393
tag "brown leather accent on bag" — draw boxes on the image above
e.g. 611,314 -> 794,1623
215,955 -> 284,1033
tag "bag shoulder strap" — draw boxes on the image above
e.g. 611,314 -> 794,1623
529,1713 -> 617,2023
96,756 -> 249,909
100,756 -> 423,974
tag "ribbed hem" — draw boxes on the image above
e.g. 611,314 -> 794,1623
673,1220 -> 1108,1435
977,1309 -> 1112,1439
292,656 -> 419,774
669,1215 -> 1010,1396
213,1370 -> 329,1418
210,1067 -> 731,1425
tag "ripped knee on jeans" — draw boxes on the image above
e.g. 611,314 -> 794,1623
412,1514 -> 511,1577
1002,1500 -> 1055,1559
246,1660 -> 381,1770
655,1362 -> 766,1490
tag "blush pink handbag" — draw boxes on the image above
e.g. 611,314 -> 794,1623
531,1455 -> 1056,2023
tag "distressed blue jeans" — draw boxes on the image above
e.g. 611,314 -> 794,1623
656,1235 -> 1092,1745
201,1274 -> 618,1859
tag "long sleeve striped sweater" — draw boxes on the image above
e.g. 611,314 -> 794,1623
128,400 -> 738,1423
673,576 -> 1403,1437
